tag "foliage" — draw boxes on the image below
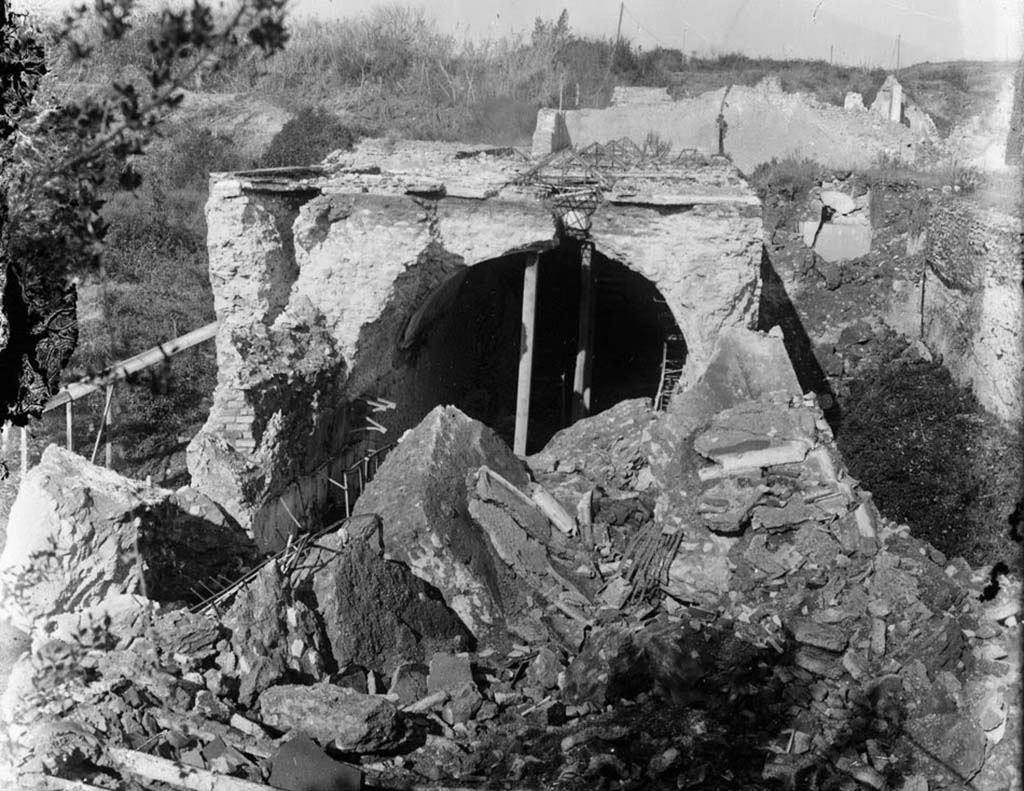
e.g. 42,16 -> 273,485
261,106 -> 366,168
0,0 -> 288,426
748,156 -> 825,202
835,339 -> 1024,570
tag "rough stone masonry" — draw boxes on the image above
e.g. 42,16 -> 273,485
188,140 -> 764,549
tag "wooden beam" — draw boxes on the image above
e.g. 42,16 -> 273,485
65,400 -> 73,451
43,321 -> 218,412
571,241 -> 595,422
513,253 -> 539,456
107,747 -> 273,791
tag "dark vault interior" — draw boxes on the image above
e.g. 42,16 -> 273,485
398,242 -> 685,453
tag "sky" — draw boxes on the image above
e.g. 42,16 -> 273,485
13,0 -> 1023,66
289,0 -> 1023,66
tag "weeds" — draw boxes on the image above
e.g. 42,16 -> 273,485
261,107 -> 367,167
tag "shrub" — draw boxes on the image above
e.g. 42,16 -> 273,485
260,107 -> 367,167
747,156 -> 824,201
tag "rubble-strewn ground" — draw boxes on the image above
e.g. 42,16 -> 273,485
756,170 -> 1023,574
1,335 -> 1020,790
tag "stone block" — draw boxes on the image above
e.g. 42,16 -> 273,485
800,220 -> 872,262
354,406 -> 532,637
312,535 -> 472,678
427,652 -> 474,696
258,682 -> 403,753
0,446 -> 257,631
268,735 -> 363,791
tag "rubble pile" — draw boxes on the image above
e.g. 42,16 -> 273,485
1,330 -> 1020,791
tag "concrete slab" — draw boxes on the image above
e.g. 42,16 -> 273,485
800,221 -> 872,262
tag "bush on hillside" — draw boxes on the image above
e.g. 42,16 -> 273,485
261,107 -> 367,167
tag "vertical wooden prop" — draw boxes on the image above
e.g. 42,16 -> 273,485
20,425 -> 27,476
65,401 -> 73,451
572,241 -> 595,422
105,384 -> 115,467
514,253 -> 539,456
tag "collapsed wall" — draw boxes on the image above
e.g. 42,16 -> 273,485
922,195 -> 1024,424
533,78 -> 923,172
188,141 -> 763,550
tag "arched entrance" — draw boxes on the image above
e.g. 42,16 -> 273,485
395,241 -> 685,453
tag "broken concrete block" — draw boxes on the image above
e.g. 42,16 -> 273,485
470,466 -> 551,542
440,684 -> 483,725
388,663 -> 428,707
843,92 -> 865,111
819,190 -> 857,215
354,406 -> 531,637
527,647 -> 564,691
902,712 -> 986,783
32,594 -> 157,653
698,476 -> 766,533
427,652 -> 474,696
313,535 -> 472,678
664,538 -> 735,605
258,682 -> 403,753
531,109 -> 571,157
0,446 -> 256,630
268,734 -> 363,791
788,617 -> 848,653
800,221 -> 872,262
527,398 -> 657,494
562,624 -> 634,706
661,329 -> 803,442
694,400 -> 819,478
221,559 -> 330,706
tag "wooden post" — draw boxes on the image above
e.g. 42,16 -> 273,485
91,384 -> 114,465
572,241 -> 595,422
513,253 -> 539,456
65,401 -> 73,451
105,383 -> 115,468
20,425 -> 28,475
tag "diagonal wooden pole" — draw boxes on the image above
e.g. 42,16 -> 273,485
513,252 -> 539,456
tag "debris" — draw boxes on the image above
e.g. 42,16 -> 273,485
268,734 -> 363,791
529,484 -> 578,536
313,534 -> 472,677
108,746 -> 269,791
353,406 -> 533,636
258,682 -> 404,753
220,559 -> 328,707
0,446 -> 255,630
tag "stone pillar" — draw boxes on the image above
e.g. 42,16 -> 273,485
889,81 -> 903,123
531,110 -> 571,158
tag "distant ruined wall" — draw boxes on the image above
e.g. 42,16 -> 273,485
534,81 -> 921,173
923,197 -> 1023,424
189,163 -> 763,550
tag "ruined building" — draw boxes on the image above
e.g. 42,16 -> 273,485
188,141 -> 763,550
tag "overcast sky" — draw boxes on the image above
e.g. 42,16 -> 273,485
290,0 -> 1023,66
15,0 -> 1023,66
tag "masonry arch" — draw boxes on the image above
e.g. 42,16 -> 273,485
353,240 -> 685,454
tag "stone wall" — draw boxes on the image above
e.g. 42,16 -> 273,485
533,80 -> 921,173
189,144 -> 764,550
923,196 -> 1023,423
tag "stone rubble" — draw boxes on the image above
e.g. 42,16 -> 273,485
0,329 -> 1020,791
